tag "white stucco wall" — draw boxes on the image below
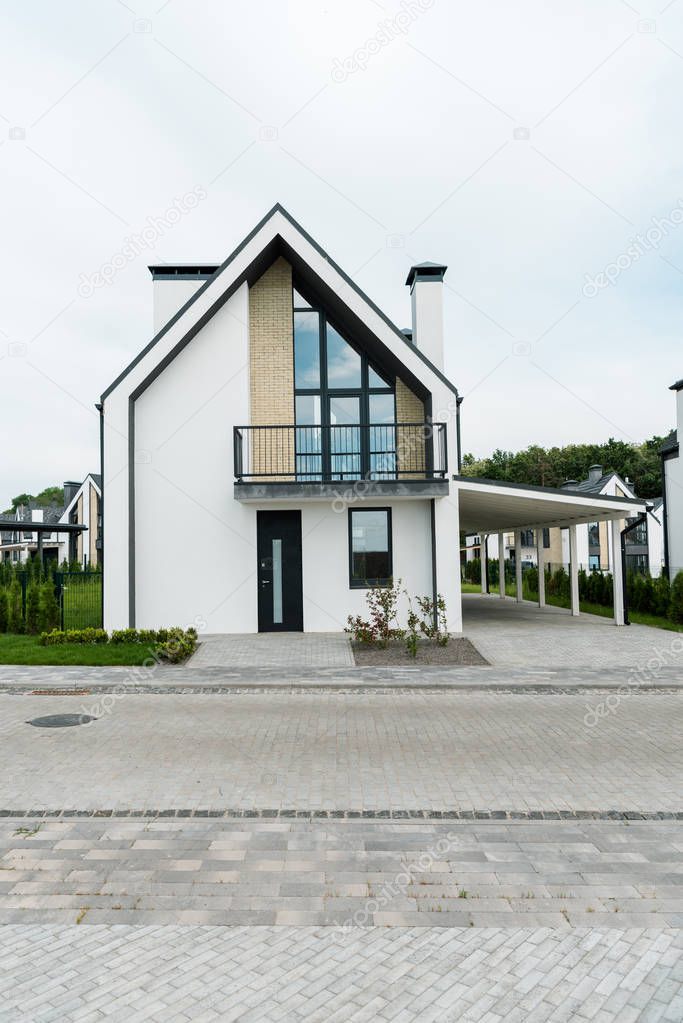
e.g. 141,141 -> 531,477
665,459 -> 683,574
134,285 -> 253,632
665,389 -> 683,574
152,279 -> 207,335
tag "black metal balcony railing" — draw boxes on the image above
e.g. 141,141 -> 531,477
233,422 -> 447,483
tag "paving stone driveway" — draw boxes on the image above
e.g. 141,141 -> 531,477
190,632 -> 354,669
2,924 -> 681,1022
462,594 -> 683,670
1,692 -> 680,813
0,817 -> 681,928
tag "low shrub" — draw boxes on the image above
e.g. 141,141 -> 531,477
39,625 -> 198,661
41,628 -> 108,646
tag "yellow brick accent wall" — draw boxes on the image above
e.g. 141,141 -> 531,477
395,378 -> 425,476
248,257 -> 295,477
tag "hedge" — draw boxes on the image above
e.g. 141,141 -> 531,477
39,626 -> 198,663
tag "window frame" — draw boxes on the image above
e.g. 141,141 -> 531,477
348,507 -> 393,589
293,284 -> 396,482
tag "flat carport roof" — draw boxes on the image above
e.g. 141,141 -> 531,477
453,476 -> 648,532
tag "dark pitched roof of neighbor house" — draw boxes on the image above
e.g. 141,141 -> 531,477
661,430 -> 679,456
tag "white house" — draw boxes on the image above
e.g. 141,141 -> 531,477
0,475 -> 101,568
100,205 -> 647,632
662,379 -> 683,577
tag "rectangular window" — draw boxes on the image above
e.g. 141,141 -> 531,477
349,508 -> 392,588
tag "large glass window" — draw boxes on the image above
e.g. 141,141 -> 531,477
294,311 -> 320,389
349,508 -> 392,587
326,324 -> 362,388
293,285 -> 396,481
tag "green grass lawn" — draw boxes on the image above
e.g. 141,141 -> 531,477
0,634 -> 158,666
465,581 -> 683,632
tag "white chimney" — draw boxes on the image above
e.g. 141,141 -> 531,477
405,262 -> 447,371
150,264 -> 218,334
672,378 -> 683,434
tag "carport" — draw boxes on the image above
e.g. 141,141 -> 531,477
453,476 -> 648,625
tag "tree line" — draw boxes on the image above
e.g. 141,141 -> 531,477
461,436 -> 667,499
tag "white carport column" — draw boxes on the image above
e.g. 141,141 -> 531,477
480,534 -> 487,594
498,532 -> 506,598
611,519 -> 625,626
568,524 -> 580,617
514,531 -> 523,602
536,529 -> 546,607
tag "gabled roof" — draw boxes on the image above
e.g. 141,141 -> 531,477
102,204 -> 458,403
661,430 -> 679,456
567,470 -> 635,499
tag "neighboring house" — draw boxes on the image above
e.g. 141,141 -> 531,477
0,476 -> 101,568
465,529 -> 547,570
0,502 -> 65,564
662,380 -> 683,577
558,467 -> 661,576
100,205 -> 647,632
59,474 -> 102,569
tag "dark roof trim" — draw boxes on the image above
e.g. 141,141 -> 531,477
0,519 -> 87,533
453,474 -> 647,507
149,265 -> 218,279
102,204 -> 458,402
669,379 -> 683,391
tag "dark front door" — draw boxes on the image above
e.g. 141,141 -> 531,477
257,511 -> 303,632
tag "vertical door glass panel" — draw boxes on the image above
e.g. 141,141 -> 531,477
272,539 -> 283,624
295,395 -> 322,481
294,312 -> 320,388
329,396 -> 360,479
326,324 -> 362,388
369,394 -> 396,478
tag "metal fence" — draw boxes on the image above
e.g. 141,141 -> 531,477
54,572 -> 103,629
234,422 -> 448,482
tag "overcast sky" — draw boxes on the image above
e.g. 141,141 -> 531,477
1,0 -> 682,506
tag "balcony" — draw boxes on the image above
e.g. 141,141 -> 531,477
233,422 -> 449,502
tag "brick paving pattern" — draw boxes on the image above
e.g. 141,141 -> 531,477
0,692 -> 680,812
1,924 -> 681,1022
0,818 -> 681,928
462,594 -> 683,670
190,632 -> 355,669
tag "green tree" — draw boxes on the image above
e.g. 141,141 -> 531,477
25,582 -> 40,634
652,574 -> 671,617
462,435 -> 668,499
669,572 -> 683,624
7,579 -> 23,633
38,581 -> 60,632
0,589 -> 7,633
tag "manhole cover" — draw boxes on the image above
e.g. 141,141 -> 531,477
26,714 -> 97,728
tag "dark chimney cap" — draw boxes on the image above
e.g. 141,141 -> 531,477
560,479 -> 579,489
148,264 -> 218,278
669,379 -> 683,392
405,262 -> 447,287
